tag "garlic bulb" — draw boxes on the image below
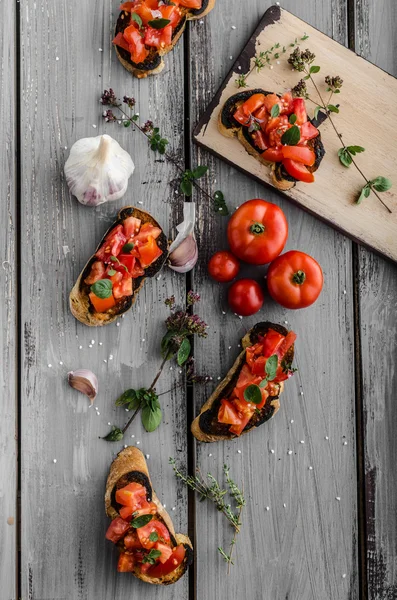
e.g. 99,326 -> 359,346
64,134 -> 134,206
68,369 -> 98,404
168,203 -> 198,273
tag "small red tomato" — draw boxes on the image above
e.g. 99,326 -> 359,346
267,250 -> 323,309
208,251 -> 240,283
228,279 -> 264,316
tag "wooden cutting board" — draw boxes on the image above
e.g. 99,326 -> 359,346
194,6 -> 397,262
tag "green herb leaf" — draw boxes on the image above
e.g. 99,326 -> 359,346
131,12 -> 143,28
270,103 -> 280,118
123,121 -> 131,128
310,65 -> 320,73
107,268 -> 117,276
161,330 -> 176,360
327,104 -> 339,113
142,405 -> 162,432
289,113 -> 297,124
371,176 -> 392,192
121,242 -> 135,253
214,190 -> 229,216
177,338 -> 191,366
102,427 -> 123,442
314,106 -> 322,120
281,125 -> 300,146
338,147 -> 353,168
192,165 -> 208,179
265,354 -> 278,380
346,145 -> 365,156
131,514 -> 153,529
301,34 -> 309,40
142,549 -> 162,564
90,278 -> 113,299
180,178 -> 193,196
243,384 -> 262,405
149,531 -> 159,542
148,18 -> 171,29
115,389 -> 141,411
356,184 -> 371,204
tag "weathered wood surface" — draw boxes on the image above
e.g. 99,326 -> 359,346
19,1 -> 187,599
190,2 -> 359,599
0,1 -> 17,598
354,0 -> 397,598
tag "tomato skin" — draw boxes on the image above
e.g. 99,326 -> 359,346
123,25 -> 149,64
262,93 -> 280,112
261,329 -> 285,358
148,544 -> 186,578
118,553 -> 135,572
262,147 -> 283,163
282,145 -> 315,166
89,292 -> 116,313
300,121 -> 319,140
208,251 -> 239,283
96,225 -> 127,262
218,399 -> 242,426
233,106 -> 251,126
267,250 -> 323,309
251,130 -> 268,151
155,542 -> 173,564
105,517 -> 130,543
123,216 -> 141,238
124,531 -> 142,550
112,32 -> 131,53
138,236 -> 162,268
144,25 -> 172,49
134,222 -> 162,243
242,94 -> 266,115
84,261 -> 106,285
227,199 -> 288,265
291,98 -> 307,125
116,482 -> 148,509
282,159 -> 315,183
137,520 -> 171,549
228,279 -> 264,316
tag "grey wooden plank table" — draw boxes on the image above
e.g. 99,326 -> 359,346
0,0 -> 395,598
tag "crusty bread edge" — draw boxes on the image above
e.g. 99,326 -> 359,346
105,447 -> 193,586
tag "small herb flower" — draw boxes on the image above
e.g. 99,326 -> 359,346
103,109 -> 117,122
100,88 -> 118,106
291,79 -> 309,98
123,95 -> 136,109
142,120 -> 154,133
288,47 -> 315,71
325,75 -> 343,91
164,295 -> 176,309
187,290 -> 200,305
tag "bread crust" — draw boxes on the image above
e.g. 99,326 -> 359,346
218,89 -> 325,191
191,322 -> 294,443
114,0 -> 216,78
69,206 -> 168,327
105,447 -> 193,585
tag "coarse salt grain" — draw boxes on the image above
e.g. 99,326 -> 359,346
103,359 -> 107,363
108,422 -> 111,426
116,323 -> 120,327
325,436 -> 329,440
56,57 -> 59,61
172,507 -> 176,511
266,506 -> 270,511
124,445 -> 127,449
300,440 -> 305,444
109,355 -> 113,360
91,340 -> 95,345
59,361 -> 63,365
142,338 -> 145,342
89,345 -> 92,348
336,497 -> 341,501
237,450 -> 242,454
287,450 -> 293,455
283,503 -> 286,508
131,435 -> 135,438
99,48 -> 103,52
79,346 -> 83,349
138,201 -> 143,205
309,466 -> 313,470
136,441 -> 140,445
270,449 -> 275,454
53,459 -> 57,463
99,342 -> 103,346
342,574 -> 346,579
48,364 -> 52,368
92,124 -> 97,128
300,391 -> 304,396
290,419 -> 294,424
146,454 -> 150,459
343,441 -> 348,445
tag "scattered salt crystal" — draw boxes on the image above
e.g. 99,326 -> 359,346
231,25 -> 236,30
55,57 -> 59,61
266,506 -> 270,511
91,340 -> 95,345
343,290 -> 347,295
116,323 -> 120,327
131,435 -> 135,438
64,146 -> 68,150
336,497 -> 341,501
290,419 -> 294,424
237,450 -> 242,454
103,359 -> 107,363
125,409 -> 129,412
343,441 -> 348,446
136,441 -> 140,445
222,311 -> 226,315
99,342 -> 103,346
172,507 -> 176,511
325,436 -> 329,440
283,503 -> 286,508
209,453 -> 212,457
199,20 -> 204,24
62,245 -> 70,256
300,391 -> 304,396
238,66 -> 241,70
92,124 -> 97,128
146,454 -> 150,459
79,346 -> 83,350
48,364 -> 52,368
270,449 -> 275,454
109,355 -> 113,360
99,48 -> 103,52
163,504 -> 166,508
270,65 -> 274,69
284,320 -> 288,324
229,56 -> 233,60
309,466 -> 313,470
53,459 -> 57,463
217,376 -> 221,380
228,346 -> 232,350
170,366 -> 173,371
287,450 -> 292,455
300,440 -> 305,444
97,412 -> 100,415
142,339 -> 145,342
88,345 -> 92,348
108,422 -> 111,426
124,445 -> 127,449
156,274 -> 161,280
342,574 -> 346,579
138,201 -> 143,205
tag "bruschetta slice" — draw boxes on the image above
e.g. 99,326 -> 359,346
69,206 -> 167,326
191,322 -> 296,442
218,89 -> 325,191
105,447 -> 193,585
113,0 -> 216,78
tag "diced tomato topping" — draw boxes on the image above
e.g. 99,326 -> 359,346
300,121 -> 319,140
134,222 -> 162,243
229,412 -> 252,436
242,94 -> 266,115
116,482 -> 148,509
112,32 -> 131,53
233,106 -> 251,126
118,552 -> 135,572
109,271 -> 123,286
291,98 -> 307,125
123,25 -> 149,64
119,2 -> 136,12
130,262 -> 145,278
144,25 -> 173,49
96,225 -> 127,262
253,105 -> 268,121
130,4 -> 153,26
275,331 -> 297,360
105,517 -> 130,543
137,520 -> 171,549
148,544 -> 186,578
84,261 -> 106,285
116,254 -> 136,275
279,91 -> 294,114
262,147 -> 284,162
252,130 -> 268,151
282,145 -> 315,166
123,216 -> 142,238
138,236 -> 162,268
262,93 -> 280,112
282,158 -> 315,183
113,275 -> 133,299
160,5 -> 182,28
155,542 -> 173,564
124,531 -> 142,550
261,329 -> 285,358
176,0 -> 202,8
218,399 -> 242,426
89,292 -> 116,313
245,343 -> 264,370
120,500 -> 157,521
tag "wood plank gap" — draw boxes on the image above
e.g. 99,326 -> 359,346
347,0 -> 356,53
183,24 -> 197,600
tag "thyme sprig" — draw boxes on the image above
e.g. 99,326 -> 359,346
170,459 -> 245,571
101,90 -> 228,215
235,34 -> 309,89
289,49 -> 392,212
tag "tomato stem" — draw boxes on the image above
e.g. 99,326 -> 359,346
292,270 -> 306,285
250,222 -> 266,235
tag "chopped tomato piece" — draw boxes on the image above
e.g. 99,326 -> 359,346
177,0 -> 202,7
96,225 -> 127,262
262,147 -> 284,162
117,254 -> 136,275
144,25 -> 172,49
148,544 -> 186,578
130,262 -> 145,278
262,93 -> 280,112
113,275 -> 133,299
112,32 -> 131,53
155,542 -> 173,564
137,520 -> 171,549
134,222 -> 162,243
245,343 -> 264,370
124,531 -> 142,550
116,482 -> 148,509
130,3 -> 153,26
242,94 -> 266,115
279,91 -> 294,114
256,387 -> 269,410
291,98 -> 307,125
218,399 -> 242,426
275,331 -> 297,360
233,106 -> 251,126
253,105 -> 268,121
282,158 -> 315,183
84,261 -> 106,285
160,5 -> 182,28
123,25 -> 149,64
119,2 -> 136,12
300,121 -> 319,140
118,552 -> 135,572
251,355 -> 266,376
229,412 -> 252,436
120,500 -> 157,521
138,236 -> 162,268
123,216 -> 141,238
251,130 -> 268,151
282,145 -> 315,166
105,517 -> 130,543
261,329 -> 285,358
89,292 -> 116,313
109,271 -> 123,286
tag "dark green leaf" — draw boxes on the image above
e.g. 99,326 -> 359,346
281,125 -> 300,146
107,268 -> 116,276
338,147 -> 352,168
213,190 -> 229,216
327,104 -> 339,113
121,242 -> 135,253
161,330 -> 176,359
115,389 -> 137,407
110,256 -> 117,262
301,34 -> 309,40
310,65 -> 320,73
177,338 -> 191,366
334,89 -> 341,94
90,278 -> 112,299
265,354 -> 278,381
142,405 -> 162,432
356,185 -> 371,204
346,146 -> 365,155
131,12 -> 143,28
149,531 -> 159,542
147,18 -> 171,29
243,384 -> 262,405
289,113 -> 297,124
303,75 -> 310,80
180,178 -> 193,196
270,103 -> 280,118
142,549 -> 162,564
131,514 -> 153,529
123,120 -> 131,128
102,427 -> 123,442
371,176 -> 392,192
192,165 -> 208,179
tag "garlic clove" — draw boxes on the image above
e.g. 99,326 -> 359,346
168,203 -> 198,273
64,134 -> 134,207
68,369 -> 98,404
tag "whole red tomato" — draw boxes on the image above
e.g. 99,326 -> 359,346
228,279 -> 264,316
208,251 -> 240,282
267,250 -> 323,309
227,199 -> 288,265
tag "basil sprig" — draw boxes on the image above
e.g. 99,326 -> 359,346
281,124 -> 300,146
142,549 -> 162,564
90,278 -> 112,299
148,18 -> 171,29
131,514 -> 153,529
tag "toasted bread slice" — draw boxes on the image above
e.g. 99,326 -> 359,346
191,322 -> 295,443
69,206 -> 168,327
218,89 -> 325,191
105,447 -> 193,585
114,0 -> 216,78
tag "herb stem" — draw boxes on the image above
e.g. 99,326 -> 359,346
122,402 -> 142,434
227,500 -> 244,575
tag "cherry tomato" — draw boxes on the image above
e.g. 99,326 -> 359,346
228,279 -> 264,316
267,250 -> 323,309
208,251 -> 240,283
227,199 -> 288,265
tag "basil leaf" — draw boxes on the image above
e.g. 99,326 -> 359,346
265,354 -> 278,381
149,531 -> 159,542
90,278 -> 113,299
310,65 -> 320,73
131,514 -> 153,529
102,427 -> 123,442
192,165 -> 208,179
180,178 -> 193,196
148,18 -> 171,29
281,125 -> 300,146
338,148 -> 352,168
115,389 -> 137,407
121,242 -> 134,253
371,176 -> 392,192
243,384 -> 262,405
356,185 -> 371,204
142,549 -> 162,564
327,104 -> 339,113
270,103 -> 280,118
346,145 -> 365,155
177,338 -> 191,366
142,405 -> 162,432
289,113 -> 297,124
107,268 -> 117,276
131,13 -> 143,28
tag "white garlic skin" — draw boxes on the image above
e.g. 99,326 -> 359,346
64,134 -> 134,206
